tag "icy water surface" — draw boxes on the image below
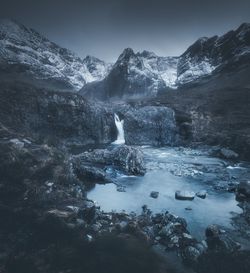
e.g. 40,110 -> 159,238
88,146 -> 250,239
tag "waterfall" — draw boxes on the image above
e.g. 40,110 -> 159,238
112,113 -> 125,145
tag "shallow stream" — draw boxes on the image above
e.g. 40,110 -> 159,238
88,146 -> 250,239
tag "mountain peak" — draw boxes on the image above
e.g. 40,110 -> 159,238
237,22 -> 250,31
0,18 -> 26,35
118,48 -> 136,60
139,50 -> 158,58
236,22 -> 250,39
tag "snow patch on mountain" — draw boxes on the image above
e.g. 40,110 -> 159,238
0,19 -> 111,90
83,55 -> 112,83
139,51 -> 178,88
177,57 -> 216,84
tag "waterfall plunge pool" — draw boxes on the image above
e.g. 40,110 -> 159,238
88,146 -> 250,240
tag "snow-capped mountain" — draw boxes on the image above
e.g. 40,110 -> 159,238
0,19 -> 249,97
137,50 -> 178,88
105,48 -> 167,96
80,48 -> 179,99
177,23 -> 250,84
0,19 -> 111,91
81,23 -> 250,99
83,55 -> 112,83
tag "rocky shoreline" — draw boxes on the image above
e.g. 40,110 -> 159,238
1,132 -> 250,273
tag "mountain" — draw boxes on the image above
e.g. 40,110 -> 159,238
0,19 -> 249,98
80,48 -> 179,99
0,19 -> 111,91
136,50 -> 179,88
177,23 -> 250,84
83,55 -> 112,83
81,23 -> 250,99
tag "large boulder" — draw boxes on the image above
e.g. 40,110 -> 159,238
237,181 -> 250,199
123,106 -> 178,146
72,145 -> 146,183
112,145 -> 146,175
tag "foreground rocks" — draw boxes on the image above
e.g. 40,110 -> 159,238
0,136 -> 250,273
205,225 -> 241,252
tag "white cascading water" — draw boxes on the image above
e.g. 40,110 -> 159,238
112,113 -> 125,145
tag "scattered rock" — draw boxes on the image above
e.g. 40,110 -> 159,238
175,190 -> 195,201
182,241 -> 208,264
74,164 -> 110,183
220,148 -> 239,160
205,225 -> 221,238
150,191 -> 159,199
182,246 -> 202,263
196,190 -> 207,199
117,185 -> 126,192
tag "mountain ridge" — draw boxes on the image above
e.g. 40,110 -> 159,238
0,19 -> 250,98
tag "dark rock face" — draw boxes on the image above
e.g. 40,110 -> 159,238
124,106 -> 178,146
236,181 -> 250,200
0,83 -> 116,146
72,145 -> 146,183
0,83 -> 182,149
156,70 -> 250,160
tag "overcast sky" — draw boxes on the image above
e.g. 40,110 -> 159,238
1,0 -> 250,61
